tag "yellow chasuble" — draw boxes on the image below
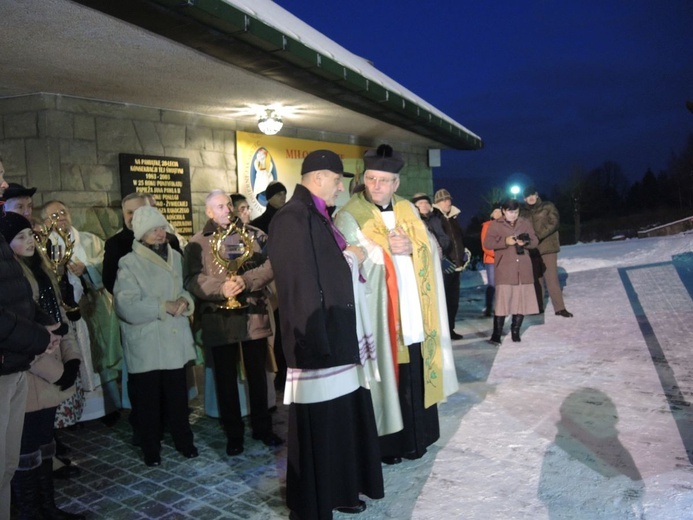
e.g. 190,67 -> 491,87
341,192 -> 444,407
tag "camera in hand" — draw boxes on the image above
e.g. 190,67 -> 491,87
514,233 -> 531,255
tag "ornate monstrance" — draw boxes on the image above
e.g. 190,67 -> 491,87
211,217 -> 255,310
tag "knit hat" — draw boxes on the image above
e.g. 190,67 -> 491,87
363,144 -> 404,174
132,205 -> 169,241
0,211 -> 32,243
0,182 -> 37,202
264,181 -> 287,200
411,193 -> 432,205
301,150 -> 354,177
434,189 -> 452,203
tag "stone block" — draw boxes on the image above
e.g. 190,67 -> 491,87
81,207 -> 120,239
158,123 -> 186,148
43,111 -> 74,139
96,118 -> 140,152
187,127 -> 215,150
4,112 -> 38,138
0,139 -> 28,174
0,94 -> 53,114
41,191 -> 109,210
133,121 -> 164,155
98,151 -> 121,167
191,168 -> 236,194
60,163 -> 86,191
84,165 -> 118,191
64,140 -> 97,165
200,150 -> 228,169
212,129 -> 235,152
74,115 -> 96,141
164,148 -> 202,167
26,138 -> 61,191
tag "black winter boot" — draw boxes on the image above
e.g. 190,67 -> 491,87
511,314 -> 524,342
489,316 -> 505,345
484,286 -> 495,316
11,466 -> 41,520
37,459 -> 86,519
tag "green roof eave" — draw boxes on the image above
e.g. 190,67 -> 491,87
74,0 -> 483,150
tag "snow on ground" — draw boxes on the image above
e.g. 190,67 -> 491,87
558,233 -> 693,273
405,232 -> 693,520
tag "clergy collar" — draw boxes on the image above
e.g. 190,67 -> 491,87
376,203 -> 393,212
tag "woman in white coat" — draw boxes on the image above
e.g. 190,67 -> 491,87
114,206 -> 197,467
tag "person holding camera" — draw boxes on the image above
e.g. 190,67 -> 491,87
482,198 -> 539,344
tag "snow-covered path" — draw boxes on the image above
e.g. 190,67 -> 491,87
351,233 -> 693,520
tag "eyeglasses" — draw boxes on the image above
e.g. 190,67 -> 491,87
363,175 -> 396,186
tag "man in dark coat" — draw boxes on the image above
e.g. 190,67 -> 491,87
412,192 -> 462,340
250,181 -> 287,234
521,186 -> 573,317
433,189 -> 467,339
268,150 -> 383,520
0,165 -> 60,519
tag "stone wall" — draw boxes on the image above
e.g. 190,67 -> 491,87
0,94 -> 238,239
0,93 -> 434,239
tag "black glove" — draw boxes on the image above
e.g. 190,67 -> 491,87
55,359 -> 81,391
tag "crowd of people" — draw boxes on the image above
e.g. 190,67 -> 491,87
0,148 -> 572,520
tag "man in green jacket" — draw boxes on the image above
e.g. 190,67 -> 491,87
521,186 -> 573,318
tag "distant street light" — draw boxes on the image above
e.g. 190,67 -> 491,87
510,185 -> 521,198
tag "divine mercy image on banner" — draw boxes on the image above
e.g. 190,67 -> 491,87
236,131 -> 368,219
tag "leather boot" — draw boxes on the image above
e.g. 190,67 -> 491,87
11,466 -> 41,520
511,314 -> 524,342
484,286 -> 495,316
489,315 -> 505,345
37,459 -> 86,519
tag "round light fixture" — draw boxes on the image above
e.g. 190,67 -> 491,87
258,109 -> 283,135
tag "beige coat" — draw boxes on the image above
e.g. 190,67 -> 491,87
114,241 -> 196,374
21,260 -> 80,413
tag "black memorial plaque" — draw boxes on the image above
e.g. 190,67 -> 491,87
119,153 -> 193,237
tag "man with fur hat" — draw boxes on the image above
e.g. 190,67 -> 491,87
521,186 -> 573,317
433,188 -> 467,339
335,145 -> 458,465
0,182 -> 37,219
269,149 -> 384,519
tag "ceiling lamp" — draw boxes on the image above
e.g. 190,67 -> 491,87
258,109 -> 283,135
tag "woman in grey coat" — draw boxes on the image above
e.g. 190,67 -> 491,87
483,198 -> 539,344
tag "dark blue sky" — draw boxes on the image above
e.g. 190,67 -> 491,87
275,1 -> 693,223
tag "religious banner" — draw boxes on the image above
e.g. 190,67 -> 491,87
118,153 -> 194,238
236,131 -> 368,219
